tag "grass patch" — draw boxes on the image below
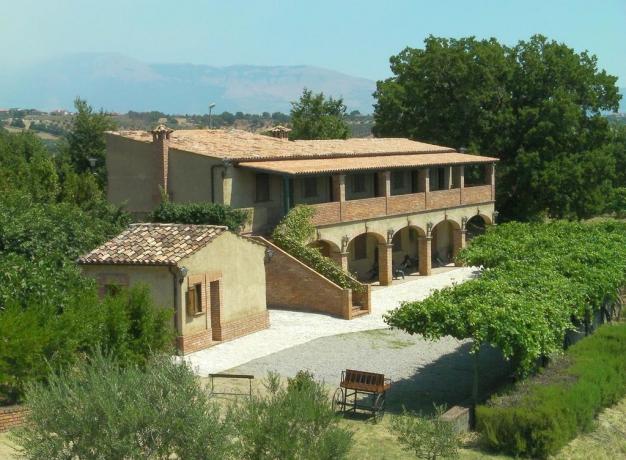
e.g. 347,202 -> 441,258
358,329 -> 417,350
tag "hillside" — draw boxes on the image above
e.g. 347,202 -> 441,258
0,53 -> 376,114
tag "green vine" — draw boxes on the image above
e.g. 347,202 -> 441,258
385,220 -> 626,374
272,205 -> 363,292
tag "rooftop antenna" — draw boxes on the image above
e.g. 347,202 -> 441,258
208,103 -> 216,129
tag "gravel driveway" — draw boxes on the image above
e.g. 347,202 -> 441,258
185,267 -> 479,376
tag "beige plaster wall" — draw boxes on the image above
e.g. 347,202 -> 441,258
230,169 -> 284,233
106,135 -> 161,213
178,232 -> 266,335
168,148 -> 220,203
80,264 -> 176,329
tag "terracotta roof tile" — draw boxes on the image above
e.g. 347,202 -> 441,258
107,128 -> 455,161
238,152 -> 498,175
78,223 -> 227,266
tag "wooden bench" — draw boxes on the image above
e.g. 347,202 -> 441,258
340,369 -> 391,393
209,373 -> 254,397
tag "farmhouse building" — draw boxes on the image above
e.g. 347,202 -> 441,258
78,223 -> 269,354
106,126 -> 498,285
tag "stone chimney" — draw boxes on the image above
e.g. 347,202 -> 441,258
150,124 -> 174,194
268,125 -> 292,140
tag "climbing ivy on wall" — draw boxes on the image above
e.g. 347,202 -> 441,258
385,220 -> 626,374
272,206 -> 363,292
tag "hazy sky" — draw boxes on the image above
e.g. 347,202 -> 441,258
1,0 -> 624,82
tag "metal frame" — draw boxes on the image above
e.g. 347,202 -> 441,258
209,373 -> 254,397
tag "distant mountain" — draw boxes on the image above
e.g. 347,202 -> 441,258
0,53 -> 376,114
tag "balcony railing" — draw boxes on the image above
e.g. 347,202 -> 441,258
309,184 -> 493,226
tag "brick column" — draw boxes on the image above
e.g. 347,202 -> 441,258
419,168 -> 430,208
418,236 -> 432,276
453,229 -> 467,266
378,243 -> 393,286
222,163 -> 233,206
456,165 -> 465,204
150,124 -> 173,198
332,174 -> 346,221
444,166 -> 453,189
488,163 -> 496,200
331,250 -> 349,272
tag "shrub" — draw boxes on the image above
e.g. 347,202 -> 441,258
390,406 -> 459,460
151,199 -> 249,231
476,323 -> 626,458
0,285 -> 173,404
14,352 -> 232,459
231,372 -> 353,460
272,205 -> 363,291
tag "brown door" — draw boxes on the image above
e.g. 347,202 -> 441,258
210,280 -> 221,341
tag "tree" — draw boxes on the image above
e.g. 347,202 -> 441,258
289,88 -> 349,140
373,35 -> 621,221
66,98 -> 116,186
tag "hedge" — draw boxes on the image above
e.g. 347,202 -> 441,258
151,200 -> 249,231
476,322 -> 626,458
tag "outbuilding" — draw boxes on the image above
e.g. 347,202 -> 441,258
78,223 -> 269,354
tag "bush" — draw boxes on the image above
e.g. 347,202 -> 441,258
476,323 -> 626,458
0,285 -> 173,404
231,372 -> 353,460
14,352 -> 232,459
390,406 -> 459,460
272,205 -> 363,291
151,199 -> 249,231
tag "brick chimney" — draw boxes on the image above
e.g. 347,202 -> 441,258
150,124 -> 174,194
267,125 -> 292,140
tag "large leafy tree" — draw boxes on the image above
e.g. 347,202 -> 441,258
373,35 -> 621,220
66,97 -> 116,185
289,88 -> 349,140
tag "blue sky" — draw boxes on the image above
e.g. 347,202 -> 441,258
1,0 -> 624,83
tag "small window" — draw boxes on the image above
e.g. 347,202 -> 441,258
391,171 -> 405,190
303,177 -> 318,198
104,284 -> 123,297
352,174 -> 366,194
255,173 -> 270,202
353,236 -> 367,260
186,283 -> 203,315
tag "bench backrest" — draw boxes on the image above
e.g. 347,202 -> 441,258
342,369 -> 385,392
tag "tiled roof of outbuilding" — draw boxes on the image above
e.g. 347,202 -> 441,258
78,223 -> 227,266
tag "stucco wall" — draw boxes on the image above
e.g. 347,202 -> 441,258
231,168 -> 284,233
80,264 -> 176,329
106,135 -> 161,213
179,231 -> 266,334
168,148 -> 220,203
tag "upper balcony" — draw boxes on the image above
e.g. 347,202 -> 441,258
298,164 -> 496,227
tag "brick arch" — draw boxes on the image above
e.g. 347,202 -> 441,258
431,219 -> 461,266
347,231 -> 387,284
308,239 -> 341,257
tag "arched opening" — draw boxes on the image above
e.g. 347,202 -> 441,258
391,227 -> 423,275
431,220 -> 460,267
347,232 -> 385,282
308,240 -> 334,258
466,215 -> 488,240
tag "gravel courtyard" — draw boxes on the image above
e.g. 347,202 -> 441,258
227,329 -> 510,414
185,266 -> 479,376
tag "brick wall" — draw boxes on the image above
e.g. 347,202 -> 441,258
219,311 -> 270,341
310,201 -> 341,226
253,237 -> 363,319
429,189 -> 461,209
342,197 -> 386,221
176,329 -> 212,355
0,405 -> 28,432
387,192 -> 426,215
461,185 -> 492,205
